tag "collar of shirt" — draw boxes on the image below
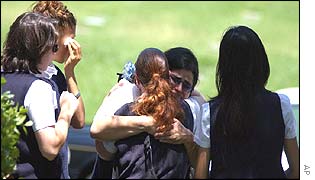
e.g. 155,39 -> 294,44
31,63 -> 58,79
42,63 -> 58,79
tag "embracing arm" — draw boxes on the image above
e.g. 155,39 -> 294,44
90,115 -> 155,141
89,77 -> 154,141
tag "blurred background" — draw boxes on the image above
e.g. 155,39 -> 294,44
1,1 -> 299,124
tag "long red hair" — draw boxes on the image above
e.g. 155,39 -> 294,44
131,48 -> 184,131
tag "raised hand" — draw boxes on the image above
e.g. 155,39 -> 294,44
64,38 -> 81,70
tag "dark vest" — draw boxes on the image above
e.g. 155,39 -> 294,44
112,100 -> 194,179
1,72 -> 69,179
209,89 -> 286,179
51,64 -> 67,95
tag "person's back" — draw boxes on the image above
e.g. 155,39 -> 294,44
113,100 -> 193,178
208,25 -> 299,178
209,89 -> 285,178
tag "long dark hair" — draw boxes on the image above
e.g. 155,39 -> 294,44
213,25 -> 270,143
1,12 -> 58,73
132,48 -> 184,132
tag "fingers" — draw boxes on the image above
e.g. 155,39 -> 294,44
154,130 -> 172,138
70,39 -> 81,59
67,43 -> 75,60
66,38 -> 81,61
155,124 -> 172,133
158,135 -> 182,144
153,119 -> 188,145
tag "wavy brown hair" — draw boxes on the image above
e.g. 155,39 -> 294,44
131,48 -> 184,131
32,1 -> 76,33
1,12 -> 58,73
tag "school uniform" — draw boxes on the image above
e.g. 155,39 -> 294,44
91,79 -> 139,179
1,71 -> 69,179
208,89 -> 295,178
91,79 -> 199,178
112,100 -> 194,179
47,63 -> 67,95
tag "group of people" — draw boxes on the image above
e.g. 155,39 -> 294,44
1,1 -> 299,179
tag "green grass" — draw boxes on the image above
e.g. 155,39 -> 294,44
1,1 -> 299,124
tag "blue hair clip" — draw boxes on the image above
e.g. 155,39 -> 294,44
121,61 -> 135,82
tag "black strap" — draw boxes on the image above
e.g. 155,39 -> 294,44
144,135 -> 158,179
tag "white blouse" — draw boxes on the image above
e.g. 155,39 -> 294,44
194,93 -> 297,148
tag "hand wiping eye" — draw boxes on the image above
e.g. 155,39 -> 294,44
64,37 -> 74,46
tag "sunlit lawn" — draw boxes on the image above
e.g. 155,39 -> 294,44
1,1 -> 299,124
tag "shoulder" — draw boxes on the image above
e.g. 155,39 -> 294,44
114,102 -> 134,116
276,92 -> 297,139
110,79 -> 137,96
201,102 -> 210,120
193,101 -> 210,148
25,79 -> 57,109
31,79 -> 53,89
185,97 -> 201,113
202,101 -> 210,111
276,93 -> 292,112
27,79 -> 54,97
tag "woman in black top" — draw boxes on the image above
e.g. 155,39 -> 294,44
208,25 -> 299,178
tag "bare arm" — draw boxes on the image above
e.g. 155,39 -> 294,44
64,39 -> 85,129
35,91 -> 78,161
90,115 -> 155,141
91,115 -> 200,166
284,138 -> 299,179
194,147 -> 210,179
184,136 -> 200,168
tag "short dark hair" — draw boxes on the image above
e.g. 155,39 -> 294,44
1,12 -> 58,73
164,47 -> 199,90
